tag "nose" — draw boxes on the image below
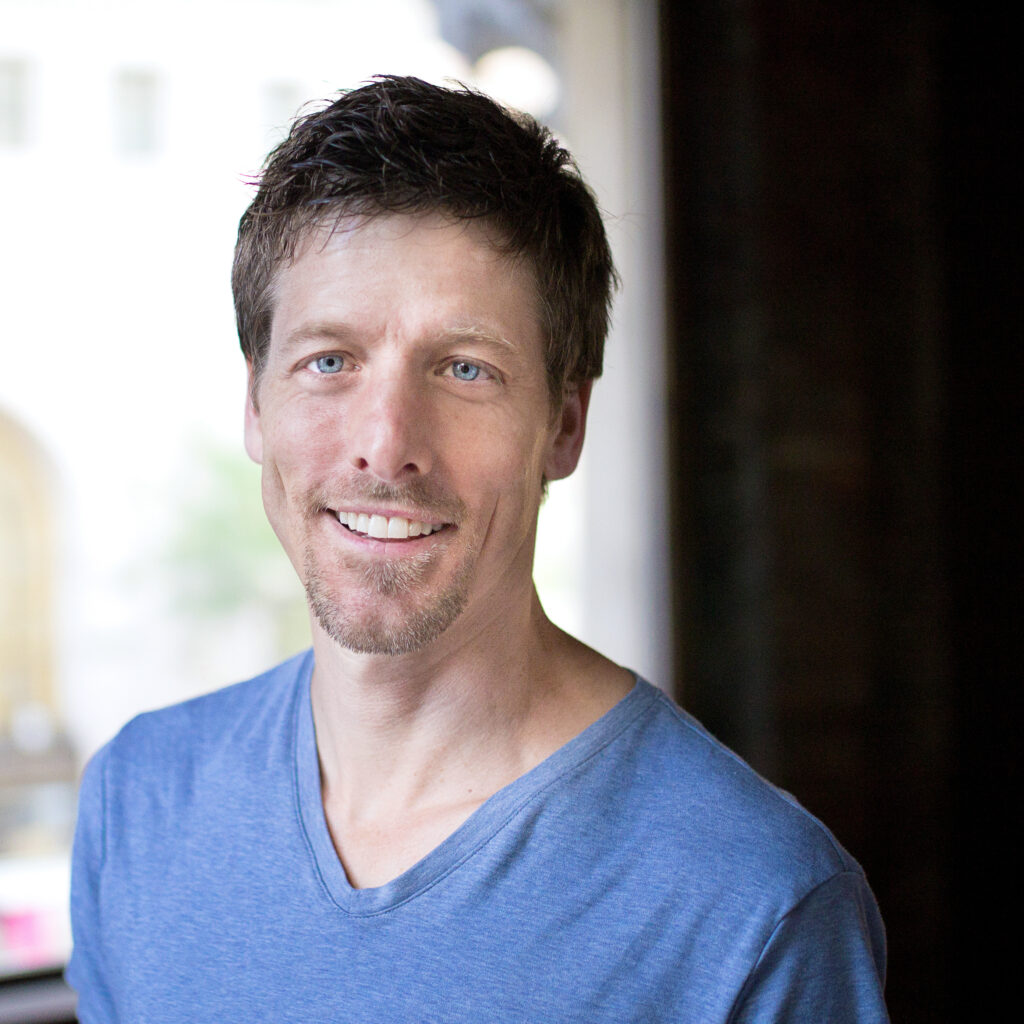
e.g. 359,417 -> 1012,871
347,371 -> 432,482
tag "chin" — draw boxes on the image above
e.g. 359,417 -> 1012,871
302,549 -> 474,656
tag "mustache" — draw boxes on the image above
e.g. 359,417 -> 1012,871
302,478 -> 467,524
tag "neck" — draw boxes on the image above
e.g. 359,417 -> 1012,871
306,582 -> 634,887
310,589 -> 555,813
313,583 -> 635,805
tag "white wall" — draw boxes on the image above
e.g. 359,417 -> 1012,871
553,0 -> 671,688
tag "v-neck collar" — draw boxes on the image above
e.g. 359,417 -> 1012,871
291,652 -> 657,916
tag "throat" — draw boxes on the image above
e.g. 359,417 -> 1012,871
322,788 -> 488,889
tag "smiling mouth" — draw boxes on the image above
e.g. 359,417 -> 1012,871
335,511 -> 449,540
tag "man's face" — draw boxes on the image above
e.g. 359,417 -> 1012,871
244,213 -> 588,656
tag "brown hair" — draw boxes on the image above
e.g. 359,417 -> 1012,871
232,75 -> 616,399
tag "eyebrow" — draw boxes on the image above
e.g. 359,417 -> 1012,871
279,321 -> 517,352
442,324 -> 516,350
278,321 -> 358,353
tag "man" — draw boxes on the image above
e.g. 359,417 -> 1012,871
68,76 -> 888,1021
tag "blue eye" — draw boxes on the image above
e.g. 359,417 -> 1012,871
312,354 -> 344,374
450,361 -> 481,381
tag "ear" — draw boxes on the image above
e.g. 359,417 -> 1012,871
243,362 -> 263,465
544,380 -> 592,482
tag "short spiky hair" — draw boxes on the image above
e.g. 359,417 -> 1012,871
232,75 -> 616,398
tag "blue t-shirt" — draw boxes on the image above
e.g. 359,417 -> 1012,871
67,650 -> 888,1022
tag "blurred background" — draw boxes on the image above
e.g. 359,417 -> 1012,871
0,0 -> 1017,1020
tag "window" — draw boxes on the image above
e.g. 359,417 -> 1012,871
0,59 -> 28,147
114,68 -> 160,155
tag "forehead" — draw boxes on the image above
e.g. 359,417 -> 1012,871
268,213 -> 542,352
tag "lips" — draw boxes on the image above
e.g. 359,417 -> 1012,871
336,511 -> 446,539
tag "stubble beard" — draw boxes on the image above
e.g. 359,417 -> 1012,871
300,483 -> 475,656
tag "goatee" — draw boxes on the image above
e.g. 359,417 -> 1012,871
300,478 -> 473,655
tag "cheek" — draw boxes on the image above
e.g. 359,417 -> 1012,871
259,463 -> 287,532
485,426 -> 549,514
261,403 -> 340,485
257,461 -> 298,566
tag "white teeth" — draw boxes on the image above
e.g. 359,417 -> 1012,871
338,511 -> 442,539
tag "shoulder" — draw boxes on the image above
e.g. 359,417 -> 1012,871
597,680 -> 864,899
579,679 -> 887,1005
91,649 -> 312,784
76,649 -> 313,869
539,678 -> 888,1012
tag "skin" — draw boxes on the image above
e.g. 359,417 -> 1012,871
245,213 -> 633,887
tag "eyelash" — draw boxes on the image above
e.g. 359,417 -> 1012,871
308,354 -> 345,374
444,359 -> 492,382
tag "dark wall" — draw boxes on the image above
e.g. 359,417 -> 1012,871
660,2 -> 1018,1020
940,8 -> 1020,1019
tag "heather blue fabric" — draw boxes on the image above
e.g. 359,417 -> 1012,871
67,650 -> 889,1022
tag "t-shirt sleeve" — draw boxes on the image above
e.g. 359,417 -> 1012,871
64,745 -> 119,1023
729,869 -> 890,1023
